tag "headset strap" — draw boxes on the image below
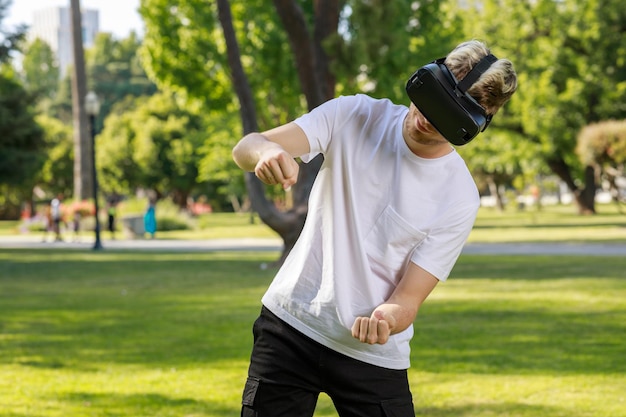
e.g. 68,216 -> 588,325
456,53 -> 498,95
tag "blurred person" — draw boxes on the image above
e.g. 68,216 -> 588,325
144,198 -> 157,239
50,194 -> 64,242
71,209 -> 81,242
107,200 -> 117,239
41,204 -> 53,242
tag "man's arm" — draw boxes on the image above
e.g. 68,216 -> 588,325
351,262 -> 439,345
232,122 -> 310,190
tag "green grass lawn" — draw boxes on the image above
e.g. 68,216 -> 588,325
1,249 -> 625,416
469,204 -> 626,243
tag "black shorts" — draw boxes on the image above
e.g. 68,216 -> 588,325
241,306 -> 415,417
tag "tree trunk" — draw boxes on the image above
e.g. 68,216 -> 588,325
487,176 -> 505,212
217,0 -> 338,266
578,165 -> 597,214
69,0 -> 91,200
546,156 -> 595,214
605,167 -> 625,213
313,0 -> 339,100
171,189 -> 189,209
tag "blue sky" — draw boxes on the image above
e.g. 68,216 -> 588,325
5,0 -> 144,38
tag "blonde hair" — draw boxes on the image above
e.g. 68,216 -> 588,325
445,40 -> 518,115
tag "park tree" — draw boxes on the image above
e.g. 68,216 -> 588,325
21,39 -> 58,92
334,0 -> 461,102
0,69 -> 45,219
464,0 -> 626,214
577,120 -> 626,209
141,0 -> 461,263
16,38 -> 71,124
0,0 -> 45,219
34,114 -> 75,198
69,0 -> 92,200
91,99 -> 140,197
140,0 -> 325,262
457,130 -> 542,211
46,37 -> 137,128
196,109 -> 249,212
86,32 -> 157,132
20,38 -> 60,100
96,93 -> 206,206
43,72 -> 74,124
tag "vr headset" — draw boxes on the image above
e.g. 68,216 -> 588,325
405,54 -> 497,146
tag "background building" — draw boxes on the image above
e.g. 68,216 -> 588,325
29,6 -> 99,77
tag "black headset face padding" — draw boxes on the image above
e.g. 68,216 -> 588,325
406,54 -> 497,146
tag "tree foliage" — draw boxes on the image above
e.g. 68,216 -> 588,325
0,69 -> 46,218
21,39 -> 60,99
96,93 -> 206,206
34,114 -> 74,197
140,0 -> 303,127
0,69 -> 45,188
87,32 -> 157,131
140,1 -> 231,107
577,120 -> 626,166
140,0 -> 323,260
0,1 -> 44,218
6,0 -> 622,222
334,0 -> 462,102
464,0 -> 626,213
458,129 -> 543,210
140,0 -> 470,261
577,119 -> 626,205
196,109 -> 247,209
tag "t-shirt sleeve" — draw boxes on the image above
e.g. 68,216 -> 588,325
292,97 -> 343,163
410,199 -> 479,282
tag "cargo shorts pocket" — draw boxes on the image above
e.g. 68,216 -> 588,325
241,377 -> 260,417
381,397 -> 415,417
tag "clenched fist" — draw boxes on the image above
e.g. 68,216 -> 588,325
351,310 -> 394,345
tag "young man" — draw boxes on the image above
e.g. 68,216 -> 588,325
232,40 -> 517,417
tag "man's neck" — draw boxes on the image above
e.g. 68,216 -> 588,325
402,132 -> 454,159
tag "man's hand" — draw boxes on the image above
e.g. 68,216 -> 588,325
351,263 -> 440,346
232,123 -> 310,190
351,310 -> 394,345
254,146 -> 299,190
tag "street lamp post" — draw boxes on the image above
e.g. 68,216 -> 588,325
85,91 -> 103,250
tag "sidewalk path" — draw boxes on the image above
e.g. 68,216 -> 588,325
462,242 -> 626,256
0,235 -> 282,252
0,235 -> 624,256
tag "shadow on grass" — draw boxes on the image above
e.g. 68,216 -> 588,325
1,250 -> 625,379
312,396 -> 578,417
412,305 -> 626,375
53,392 -> 237,417
415,403 -> 572,417
414,256 -> 626,376
453,255 -> 626,280
0,250 -> 272,369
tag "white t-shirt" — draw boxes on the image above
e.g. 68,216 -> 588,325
261,94 -> 479,369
